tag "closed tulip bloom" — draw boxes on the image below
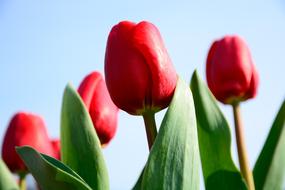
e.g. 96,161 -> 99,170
105,21 -> 177,115
78,71 -> 118,146
2,112 -> 55,173
51,139 -> 61,160
206,35 -> 259,104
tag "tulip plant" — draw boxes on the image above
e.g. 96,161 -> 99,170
0,20 -> 284,190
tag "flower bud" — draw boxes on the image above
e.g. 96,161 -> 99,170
51,139 -> 61,160
78,71 -> 118,146
2,112 -> 55,173
105,21 -> 177,115
206,35 -> 259,104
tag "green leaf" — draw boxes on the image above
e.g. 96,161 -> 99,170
134,76 -> 200,189
190,70 -> 247,190
0,158 -> 19,190
16,146 -> 92,190
60,84 -> 109,190
253,99 -> 285,190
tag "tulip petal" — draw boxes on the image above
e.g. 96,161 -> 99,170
61,84 -> 109,190
105,21 -> 177,115
16,146 -> 92,190
133,76 -> 200,189
206,36 -> 258,104
190,70 -> 247,189
78,72 -> 118,145
253,99 -> 285,190
133,21 -> 177,110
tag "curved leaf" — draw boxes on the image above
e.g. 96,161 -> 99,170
253,99 -> 285,190
60,84 -> 109,190
134,77 -> 200,189
16,146 -> 92,190
0,158 -> 19,190
190,70 -> 247,190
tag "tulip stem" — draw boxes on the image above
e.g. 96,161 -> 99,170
19,173 -> 27,190
143,112 -> 157,150
232,103 -> 255,190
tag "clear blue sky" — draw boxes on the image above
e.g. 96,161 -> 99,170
0,1 -> 284,189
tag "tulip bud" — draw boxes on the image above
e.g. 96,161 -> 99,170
105,21 -> 177,115
206,35 -> 259,104
51,139 -> 61,160
78,71 -> 118,146
2,112 -> 55,173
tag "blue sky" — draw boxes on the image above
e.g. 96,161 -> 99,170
0,1 -> 285,189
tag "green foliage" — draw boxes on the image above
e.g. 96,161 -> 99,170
13,73 -> 285,190
190,70 -> 247,190
133,77 -> 200,190
60,84 -> 109,190
0,158 -> 19,190
16,146 -> 92,190
254,99 -> 285,190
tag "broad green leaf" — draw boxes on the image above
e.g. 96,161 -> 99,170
134,77 -> 200,189
0,158 -> 19,190
16,146 -> 92,190
61,84 -> 109,190
190,70 -> 247,190
253,99 -> 285,190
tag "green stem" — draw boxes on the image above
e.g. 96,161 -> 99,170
232,103 -> 255,190
143,112 -> 158,150
19,173 -> 26,190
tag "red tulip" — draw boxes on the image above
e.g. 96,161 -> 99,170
78,71 -> 118,146
2,112 -> 55,173
105,21 -> 177,115
51,139 -> 61,160
206,35 -> 259,104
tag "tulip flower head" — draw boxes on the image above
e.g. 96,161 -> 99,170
51,139 -> 61,160
206,35 -> 259,104
105,21 -> 177,115
2,112 -> 55,173
78,71 -> 118,146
